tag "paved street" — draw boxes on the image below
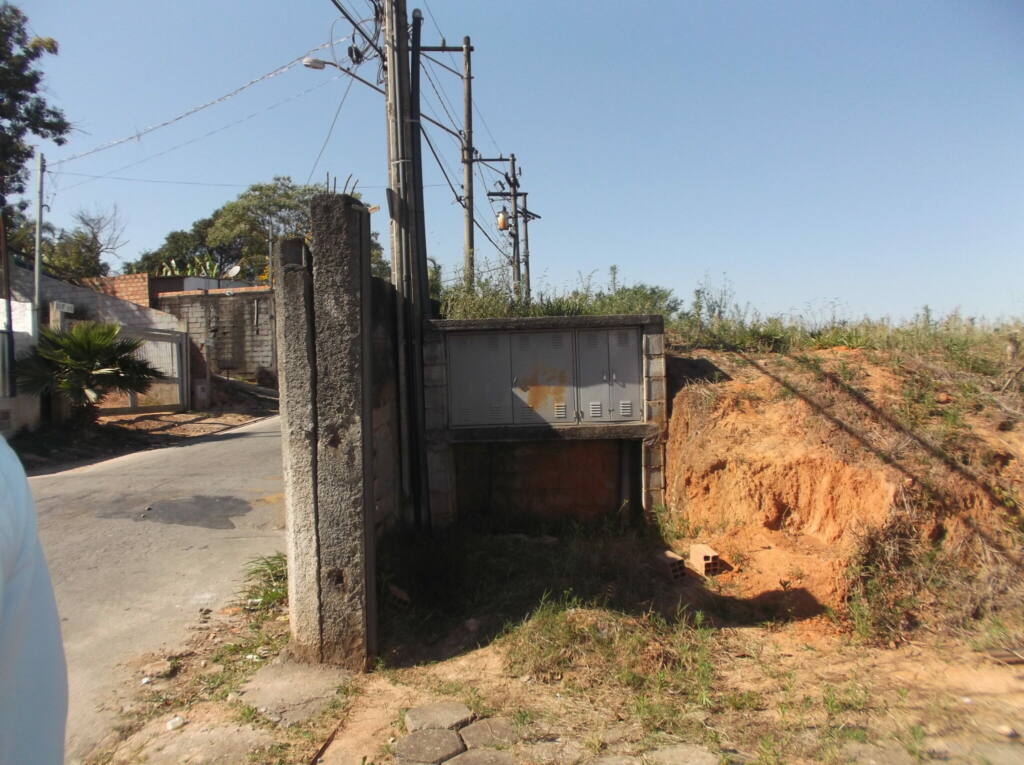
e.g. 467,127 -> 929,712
31,416 -> 285,763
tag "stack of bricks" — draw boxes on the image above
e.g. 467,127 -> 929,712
641,325 -> 667,512
422,331 -> 455,527
81,274 -> 153,307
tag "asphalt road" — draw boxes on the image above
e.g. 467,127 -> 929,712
31,416 -> 286,763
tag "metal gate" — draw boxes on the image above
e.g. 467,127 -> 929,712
97,328 -> 190,414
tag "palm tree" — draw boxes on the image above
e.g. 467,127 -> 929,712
17,322 -> 166,423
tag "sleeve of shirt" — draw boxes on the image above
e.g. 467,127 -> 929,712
0,437 -> 68,765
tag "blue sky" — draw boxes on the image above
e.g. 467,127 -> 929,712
16,0 -> 1024,319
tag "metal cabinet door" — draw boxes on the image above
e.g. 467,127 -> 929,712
510,331 -> 574,424
448,332 -> 513,426
608,328 -> 641,421
576,329 -> 610,422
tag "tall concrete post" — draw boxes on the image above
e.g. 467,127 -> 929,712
273,193 -> 377,669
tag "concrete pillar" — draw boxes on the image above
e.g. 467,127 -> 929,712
273,193 -> 376,669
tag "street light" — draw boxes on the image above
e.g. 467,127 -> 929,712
301,56 -> 462,140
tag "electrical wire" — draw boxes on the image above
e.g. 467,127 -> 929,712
52,38 -> 351,166
420,126 -> 461,203
419,0 -> 500,155
46,172 -> 251,188
328,0 -> 384,60
305,75 -> 357,183
420,123 -> 510,262
422,60 -> 460,132
56,74 -> 345,194
47,169 -> 411,190
473,102 -> 502,156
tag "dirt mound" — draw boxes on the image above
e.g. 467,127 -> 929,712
663,348 -> 1022,621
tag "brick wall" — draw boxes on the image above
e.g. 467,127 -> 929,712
154,287 -> 275,379
453,440 -> 627,524
80,274 -> 152,307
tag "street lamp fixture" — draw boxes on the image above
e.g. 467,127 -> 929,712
302,57 -> 329,70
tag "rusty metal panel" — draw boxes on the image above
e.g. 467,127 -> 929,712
577,329 -> 609,422
448,332 -> 513,426
608,328 -> 641,421
510,331 -> 574,424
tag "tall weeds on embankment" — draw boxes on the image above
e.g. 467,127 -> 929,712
441,266 -> 1019,370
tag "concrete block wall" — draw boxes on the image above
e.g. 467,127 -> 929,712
422,330 -> 455,527
154,287 -> 275,379
642,325 -> 667,511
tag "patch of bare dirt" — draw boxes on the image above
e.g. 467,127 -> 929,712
664,347 -> 1023,621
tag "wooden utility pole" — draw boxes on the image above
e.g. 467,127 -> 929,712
461,36 -> 474,287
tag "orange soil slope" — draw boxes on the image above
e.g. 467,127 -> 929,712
663,349 -> 1022,614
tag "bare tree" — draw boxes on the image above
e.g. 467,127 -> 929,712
71,206 -> 127,259
44,206 -> 127,283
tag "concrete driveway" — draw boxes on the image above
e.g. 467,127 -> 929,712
31,416 -> 286,763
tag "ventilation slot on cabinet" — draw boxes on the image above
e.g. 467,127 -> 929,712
554,402 -> 567,419
488,404 -> 506,421
617,330 -> 630,346
551,334 -> 563,349
587,333 -> 599,348
589,401 -> 603,419
619,400 -> 633,418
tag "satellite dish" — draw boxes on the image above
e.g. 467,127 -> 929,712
224,264 -> 241,278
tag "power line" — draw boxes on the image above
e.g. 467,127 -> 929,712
56,74 -> 345,194
420,125 -> 461,202
306,75 -> 357,183
328,0 -> 384,60
48,170 -> 414,190
422,62 -> 460,135
473,101 -> 501,156
420,125 -> 509,261
47,172 -> 250,188
419,0 -> 500,155
53,37 -> 351,166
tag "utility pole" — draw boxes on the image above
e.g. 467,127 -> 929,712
508,153 -> 520,296
382,0 -> 414,521
33,152 -> 45,339
521,192 -> 542,303
485,154 -> 539,300
408,7 -> 432,530
461,36 -> 474,287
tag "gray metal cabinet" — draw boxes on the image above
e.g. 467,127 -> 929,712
447,332 -> 513,426
608,328 -> 641,421
577,329 -> 610,421
446,327 -> 642,427
510,331 -> 574,424
576,328 -> 641,423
